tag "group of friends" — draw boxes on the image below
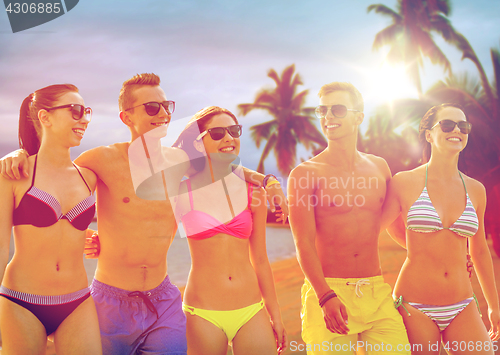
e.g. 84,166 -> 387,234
0,73 -> 498,355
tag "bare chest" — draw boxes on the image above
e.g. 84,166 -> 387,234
314,171 -> 386,214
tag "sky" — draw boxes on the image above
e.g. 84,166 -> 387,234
1,0 -> 499,177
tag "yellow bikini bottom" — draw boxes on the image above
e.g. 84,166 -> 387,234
182,300 -> 264,342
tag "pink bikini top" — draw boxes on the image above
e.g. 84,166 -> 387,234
180,180 -> 253,240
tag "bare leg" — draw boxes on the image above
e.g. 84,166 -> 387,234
231,309 -> 277,355
185,312 -> 228,355
53,296 -> 102,355
0,296 -> 47,355
397,303 -> 441,354
442,301 -> 493,355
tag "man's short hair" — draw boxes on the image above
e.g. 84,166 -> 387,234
318,82 -> 364,112
119,73 -> 161,112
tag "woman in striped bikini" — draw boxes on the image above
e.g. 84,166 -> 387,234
0,84 -> 102,354
382,103 -> 499,354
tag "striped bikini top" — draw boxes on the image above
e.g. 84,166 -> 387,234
406,165 -> 479,238
13,155 -> 96,231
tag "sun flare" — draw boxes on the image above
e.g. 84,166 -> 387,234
365,63 -> 419,103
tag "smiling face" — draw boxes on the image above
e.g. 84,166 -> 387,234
198,113 -> 241,158
426,106 -> 468,156
319,90 -> 363,141
121,85 -> 170,138
41,91 -> 89,147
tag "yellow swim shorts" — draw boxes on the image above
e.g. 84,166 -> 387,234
300,276 -> 410,354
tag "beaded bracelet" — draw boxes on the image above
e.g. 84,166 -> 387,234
319,290 -> 337,308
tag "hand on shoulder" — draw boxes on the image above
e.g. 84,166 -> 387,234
0,149 -> 30,180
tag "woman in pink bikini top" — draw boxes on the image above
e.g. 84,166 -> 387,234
172,106 -> 287,354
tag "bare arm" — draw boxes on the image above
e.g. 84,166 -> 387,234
380,173 -> 406,248
469,184 -> 500,340
74,147 -> 102,172
288,165 -> 349,334
0,149 -> 29,179
0,176 -> 14,285
386,215 -> 407,249
239,166 -> 289,219
248,186 -> 287,353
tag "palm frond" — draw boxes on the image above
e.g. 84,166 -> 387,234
372,24 -> 402,51
267,69 -> 280,88
290,90 -> 309,112
418,31 -> 451,73
249,120 -> 277,148
490,46 -> 500,102
256,135 -> 277,174
274,130 -> 297,175
367,4 -> 401,22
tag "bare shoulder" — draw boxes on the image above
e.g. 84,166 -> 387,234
2,155 -> 35,192
76,166 -> 97,190
290,159 -> 320,179
75,143 -> 127,168
361,153 -> 391,178
392,165 -> 425,186
460,173 -> 486,201
162,146 -> 189,163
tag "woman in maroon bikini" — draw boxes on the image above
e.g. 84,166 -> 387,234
0,84 -> 102,354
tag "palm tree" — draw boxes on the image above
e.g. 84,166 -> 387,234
367,0 -> 485,98
237,64 -> 326,175
362,98 -> 427,173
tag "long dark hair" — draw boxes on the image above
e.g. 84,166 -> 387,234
173,106 -> 239,172
19,84 -> 79,155
419,103 -> 466,163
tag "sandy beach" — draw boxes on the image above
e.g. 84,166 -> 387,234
2,224 -> 499,354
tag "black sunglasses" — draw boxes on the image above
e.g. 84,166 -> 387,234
315,104 -> 360,119
431,119 -> 472,134
125,100 -> 175,116
197,125 -> 243,141
45,104 -> 92,121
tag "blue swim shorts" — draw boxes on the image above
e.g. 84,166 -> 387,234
90,276 -> 187,355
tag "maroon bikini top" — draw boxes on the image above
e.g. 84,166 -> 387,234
13,155 -> 95,231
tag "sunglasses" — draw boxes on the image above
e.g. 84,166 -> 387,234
125,100 -> 175,116
45,104 -> 92,121
315,105 -> 360,119
431,119 -> 472,134
197,125 -> 243,141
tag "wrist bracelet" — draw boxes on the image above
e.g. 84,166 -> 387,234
263,174 -> 278,188
319,290 -> 337,308
265,179 -> 280,188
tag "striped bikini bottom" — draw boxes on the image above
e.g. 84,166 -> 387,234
394,295 -> 481,332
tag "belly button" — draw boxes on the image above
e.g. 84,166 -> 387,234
229,277 -> 232,281
353,253 -> 359,258
123,197 -> 130,203
56,264 -> 59,271
444,272 -> 448,277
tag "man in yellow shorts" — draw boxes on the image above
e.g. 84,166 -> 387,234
288,82 -> 410,354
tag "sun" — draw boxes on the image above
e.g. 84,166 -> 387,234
365,62 -> 419,103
